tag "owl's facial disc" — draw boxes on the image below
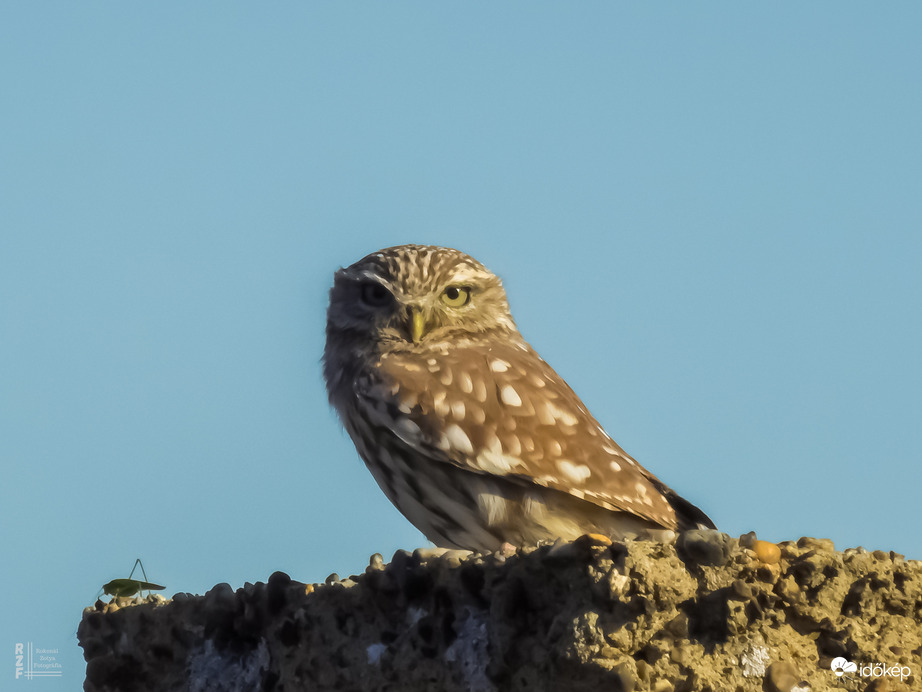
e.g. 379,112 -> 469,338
329,245 -> 517,346
350,275 -> 482,344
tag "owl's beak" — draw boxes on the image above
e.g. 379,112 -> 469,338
409,307 -> 427,343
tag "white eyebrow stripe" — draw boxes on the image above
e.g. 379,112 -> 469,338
341,268 -> 392,287
446,267 -> 484,283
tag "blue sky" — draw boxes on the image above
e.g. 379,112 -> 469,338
2,3 -> 920,687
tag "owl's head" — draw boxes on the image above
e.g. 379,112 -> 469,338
326,245 -> 517,348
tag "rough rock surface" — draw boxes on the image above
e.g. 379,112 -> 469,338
78,533 -> 922,691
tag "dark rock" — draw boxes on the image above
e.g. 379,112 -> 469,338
676,530 -> 732,567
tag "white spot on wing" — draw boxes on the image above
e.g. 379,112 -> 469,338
484,433 -> 503,454
445,423 -> 474,454
458,372 -> 473,394
476,450 -> 521,474
394,418 -> 421,442
433,390 -> 450,417
546,402 -> 578,426
609,460 -> 622,472
500,385 -> 521,407
489,359 -> 510,372
557,460 -> 592,483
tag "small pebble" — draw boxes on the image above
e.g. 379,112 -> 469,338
442,549 -> 473,563
325,573 -> 340,586
205,583 -> 234,599
391,549 -> 413,566
670,644 -> 690,666
413,547 -> 448,562
634,659 -> 652,683
498,542 -> 518,557
796,537 -> 834,552
676,530 -> 732,567
730,579 -> 753,601
367,553 -> 385,572
738,531 -> 758,549
775,577 -> 802,605
270,571 -> 291,582
583,533 -> 613,547
664,612 -> 688,638
765,661 -> 802,692
754,540 -> 781,564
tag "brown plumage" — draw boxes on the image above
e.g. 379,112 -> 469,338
324,244 -> 715,551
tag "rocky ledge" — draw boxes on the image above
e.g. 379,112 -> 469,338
78,532 -> 921,691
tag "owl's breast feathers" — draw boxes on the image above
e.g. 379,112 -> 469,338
352,339 -> 714,532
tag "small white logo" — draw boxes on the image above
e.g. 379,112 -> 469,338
830,657 -> 911,683
830,657 -> 857,678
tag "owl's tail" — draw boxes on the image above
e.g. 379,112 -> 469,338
653,480 -> 717,531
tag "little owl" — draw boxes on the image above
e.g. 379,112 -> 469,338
324,245 -> 715,551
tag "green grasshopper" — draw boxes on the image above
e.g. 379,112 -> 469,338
101,558 -> 165,600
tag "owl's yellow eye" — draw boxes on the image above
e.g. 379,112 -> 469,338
441,286 -> 471,307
